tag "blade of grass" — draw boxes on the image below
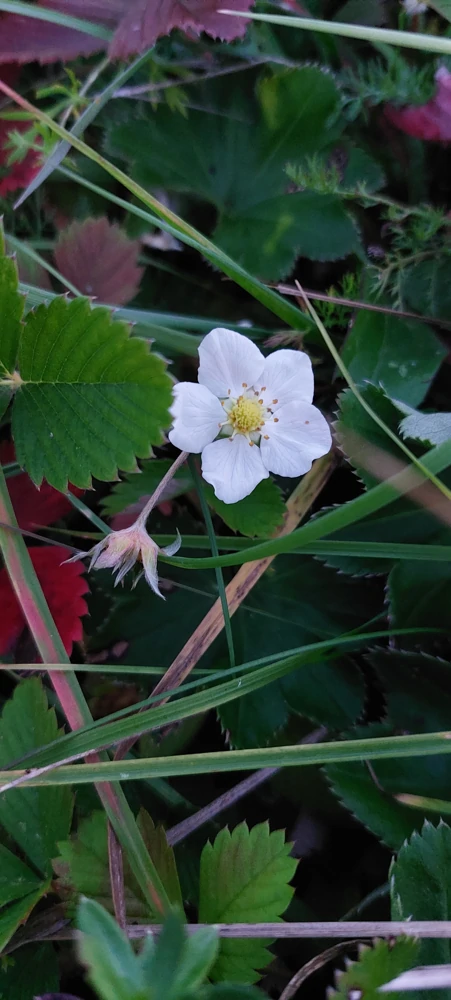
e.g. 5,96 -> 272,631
0,1 -> 112,38
4,626 -> 438,774
4,729 -> 451,786
162,441 -> 451,569
0,464 -> 170,916
220,9 -> 451,55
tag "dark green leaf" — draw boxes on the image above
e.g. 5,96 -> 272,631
341,310 -> 445,406
11,296 -> 172,490
77,898 -> 146,1000
0,843 -> 42,907
0,882 -> 51,953
0,678 -> 73,875
401,258 -> 451,320
198,822 -> 297,983
204,479 -> 285,538
0,223 -> 24,418
329,939 -> 420,1000
391,821 -> 451,972
388,560 -> 451,647
215,193 -> 360,280
0,944 -> 58,1000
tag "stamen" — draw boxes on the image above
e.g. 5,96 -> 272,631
304,420 -> 310,424
272,398 -> 278,404
242,382 -> 248,388
263,434 -> 269,440
274,417 -> 279,423
258,399 -> 263,405
261,386 -> 266,391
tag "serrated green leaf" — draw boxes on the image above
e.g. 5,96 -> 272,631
391,821 -> 451,973
101,459 -> 193,518
0,222 -> 24,419
329,938 -> 420,1000
11,296 -> 172,490
55,808 -> 182,914
0,881 -> 50,953
388,560 -> 451,648
198,822 -> 297,983
0,678 -> 73,875
326,723 -> 420,850
0,943 -> 58,1000
326,652 -> 451,848
204,478 -> 285,538
428,0 -> 451,18
0,844 -> 42,907
215,193 -> 360,280
401,258 -> 451,320
341,309 -> 446,406
399,407 -> 451,445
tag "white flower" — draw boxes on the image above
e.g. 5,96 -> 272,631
168,327 -> 331,504
68,523 -> 181,598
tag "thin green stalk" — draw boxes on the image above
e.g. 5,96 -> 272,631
0,1 -> 112,37
161,440 -> 451,569
66,491 -> 112,534
188,456 -> 235,669
0,465 -> 170,916
222,9 -> 451,55
8,627 -> 441,772
5,730 -> 451,786
0,79 -> 315,336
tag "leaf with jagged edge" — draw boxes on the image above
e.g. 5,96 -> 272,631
204,479 -> 285,538
198,822 -> 297,983
101,459 -> 193,519
10,296 -> 172,490
391,821 -> 451,972
328,938 -> 420,1000
0,222 -> 24,418
0,678 -> 73,876
54,808 -> 182,914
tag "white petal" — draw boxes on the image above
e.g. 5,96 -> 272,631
198,328 -> 265,399
168,382 -> 224,453
201,435 -> 268,503
260,401 -> 332,478
258,350 -> 314,410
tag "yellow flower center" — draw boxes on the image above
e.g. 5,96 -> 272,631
228,396 -> 263,435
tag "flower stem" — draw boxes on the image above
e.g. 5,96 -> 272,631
136,450 -> 189,527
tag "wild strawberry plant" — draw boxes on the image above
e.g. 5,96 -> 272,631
1,2 -> 451,998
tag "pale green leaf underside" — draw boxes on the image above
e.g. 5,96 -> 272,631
11,297 -> 172,490
198,822 -> 296,983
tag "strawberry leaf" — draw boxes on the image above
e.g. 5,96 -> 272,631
0,545 -> 89,658
198,822 -> 297,983
53,218 -> 144,306
10,296 -> 172,491
0,677 -> 73,875
0,225 -> 23,417
109,0 -> 253,59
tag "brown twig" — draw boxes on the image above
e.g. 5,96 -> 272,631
275,283 -> 451,331
21,921 -> 451,942
108,825 -> 127,930
112,451 -> 335,763
279,941 -> 361,1000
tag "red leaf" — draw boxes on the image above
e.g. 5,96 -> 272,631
53,217 -> 143,305
385,66 -> 451,142
109,0 -> 253,59
0,0 -> 126,65
0,442 -> 83,531
0,546 -> 89,657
